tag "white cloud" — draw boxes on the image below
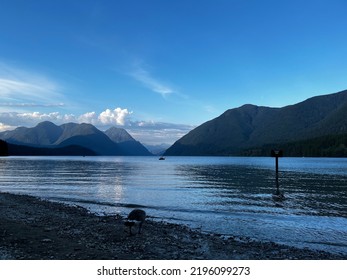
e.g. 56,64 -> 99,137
78,111 -> 97,124
0,110 -> 193,144
0,107 -> 132,129
98,108 -> 132,125
0,111 -> 76,127
0,122 -> 16,132
17,112 -> 60,119
130,63 -> 175,98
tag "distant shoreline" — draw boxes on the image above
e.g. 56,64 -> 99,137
2,153 -> 347,158
0,191 -> 345,260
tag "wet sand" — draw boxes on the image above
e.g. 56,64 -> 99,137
0,192 -> 345,260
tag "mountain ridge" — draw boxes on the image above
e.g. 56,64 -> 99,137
104,127 -> 152,156
165,90 -> 347,156
0,122 -> 152,156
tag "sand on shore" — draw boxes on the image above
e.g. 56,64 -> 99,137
0,192 -> 344,260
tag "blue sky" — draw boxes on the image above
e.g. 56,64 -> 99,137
1,0 -> 347,144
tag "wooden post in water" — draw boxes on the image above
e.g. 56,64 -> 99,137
271,150 -> 283,197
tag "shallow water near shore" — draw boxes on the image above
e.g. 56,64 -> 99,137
0,156 -> 346,255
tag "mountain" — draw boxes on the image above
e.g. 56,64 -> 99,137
0,122 -> 151,156
104,127 -> 152,156
57,123 -> 124,155
0,121 -> 121,155
165,90 -> 347,156
144,143 -> 171,155
0,121 -> 62,146
104,127 -> 135,143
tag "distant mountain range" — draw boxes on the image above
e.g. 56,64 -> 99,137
144,143 -> 171,155
165,90 -> 347,156
1,90 -> 347,157
0,121 -> 152,156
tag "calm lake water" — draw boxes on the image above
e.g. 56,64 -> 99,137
0,156 -> 346,255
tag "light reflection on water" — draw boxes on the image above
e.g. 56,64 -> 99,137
0,156 -> 346,255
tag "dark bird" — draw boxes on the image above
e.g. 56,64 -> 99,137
125,209 -> 146,235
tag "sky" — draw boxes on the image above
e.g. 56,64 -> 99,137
1,0 -> 347,145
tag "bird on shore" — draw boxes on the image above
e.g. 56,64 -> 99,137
124,209 -> 146,236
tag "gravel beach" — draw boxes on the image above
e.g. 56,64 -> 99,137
0,192 -> 345,260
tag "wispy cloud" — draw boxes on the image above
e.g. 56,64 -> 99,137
0,62 -> 66,109
129,63 -> 175,98
0,102 -> 65,108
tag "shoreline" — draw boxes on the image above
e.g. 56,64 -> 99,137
0,192 -> 345,260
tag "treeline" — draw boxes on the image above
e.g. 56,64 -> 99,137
241,134 -> 347,157
0,140 -> 8,156
0,140 -> 96,156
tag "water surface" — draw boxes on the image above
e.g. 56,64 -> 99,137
0,156 -> 346,255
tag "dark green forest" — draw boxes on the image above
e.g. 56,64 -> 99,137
0,140 -> 95,156
0,140 -> 8,156
241,134 -> 347,157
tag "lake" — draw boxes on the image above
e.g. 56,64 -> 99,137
0,156 -> 346,255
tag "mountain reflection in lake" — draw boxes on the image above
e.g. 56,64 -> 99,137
0,156 -> 346,255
